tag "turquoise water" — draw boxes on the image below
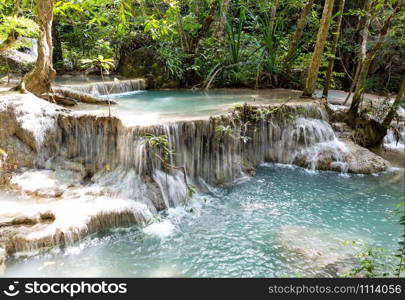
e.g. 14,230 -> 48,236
75,90 -> 297,125
4,164 -> 404,277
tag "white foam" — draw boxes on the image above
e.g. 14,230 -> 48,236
143,220 -> 175,238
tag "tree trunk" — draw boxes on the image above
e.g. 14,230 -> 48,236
351,81 -> 404,148
382,79 -> 405,128
302,0 -> 335,98
347,2 -> 403,124
188,0 -> 219,55
22,0 -> 56,96
322,0 -> 345,99
0,0 -> 22,55
343,0 -> 372,105
216,0 -> 229,40
284,0 -> 314,63
52,17 -> 63,66
184,0 -> 219,86
268,1 -> 278,35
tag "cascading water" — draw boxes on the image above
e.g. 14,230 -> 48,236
0,91 -> 391,270
384,126 -> 405,152
60,79 -> 146,96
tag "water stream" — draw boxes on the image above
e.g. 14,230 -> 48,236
1,89 -> 403,277
3,164 -> 403,277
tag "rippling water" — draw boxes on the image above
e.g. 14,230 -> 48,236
4,164 -> 404,277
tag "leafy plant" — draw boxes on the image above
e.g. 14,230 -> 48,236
0,15 -> 39,41
144,134 -> 172,163
81,55 -> 114,117
156,44 -> 185,80
393,198 -> 405,277
144,134 -> 194,199
342,240 -> 392,278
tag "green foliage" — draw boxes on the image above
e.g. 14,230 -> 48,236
0,15 -> 38,42
393,198 -> 405,277
81,55 -> 114,73
226,7 -> 246,66
144,133 -> 172,163
342,241 -> 393,278
156,44 -> 185,80
0,0 -> 402,92
215,125 -> 233,136
186,184 -> 196,198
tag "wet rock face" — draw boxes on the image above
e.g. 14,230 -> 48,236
0,191 -> 152,262
0,93 -> 62,184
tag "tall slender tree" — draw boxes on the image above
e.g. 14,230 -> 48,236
343,0 -> 372,105
322,0 -> 345,99
216,0 -> 230,39
22,0 -> 56,96
347,1 -> 404,124
382,79 -> 405,129
188,0 -> 219,55
302,0 -> 335,98
284,0 -> 314,63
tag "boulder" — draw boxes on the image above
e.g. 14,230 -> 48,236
294,138 -> 390,174
342,140 -> 390,174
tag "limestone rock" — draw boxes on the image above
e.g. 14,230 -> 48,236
343,140 -> 390,174
10,169 -> 83,198
0,135 -> 36,168
279,225 -> 354,275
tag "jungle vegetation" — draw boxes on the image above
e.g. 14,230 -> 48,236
0,0 -> 404,147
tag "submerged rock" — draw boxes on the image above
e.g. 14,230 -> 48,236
279,225 -> 355,276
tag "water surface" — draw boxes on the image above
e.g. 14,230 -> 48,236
73,90 -> 303,125
4,164 -> 403,277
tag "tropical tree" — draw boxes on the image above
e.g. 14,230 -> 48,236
302,0 -> 335,98
347,0 -> 404,124
322,0 -> 345,99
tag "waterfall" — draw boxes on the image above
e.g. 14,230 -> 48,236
53,104 -> 348,202
384,124 -> 405,152
0,97 -> 389,259
61,79 -> 146,96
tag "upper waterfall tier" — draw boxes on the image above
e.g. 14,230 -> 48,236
57,79 -> 147,96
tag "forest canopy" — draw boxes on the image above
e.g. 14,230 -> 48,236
0,0 -> 404,94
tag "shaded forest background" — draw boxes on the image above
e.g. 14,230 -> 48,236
0,0 -> 403,93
